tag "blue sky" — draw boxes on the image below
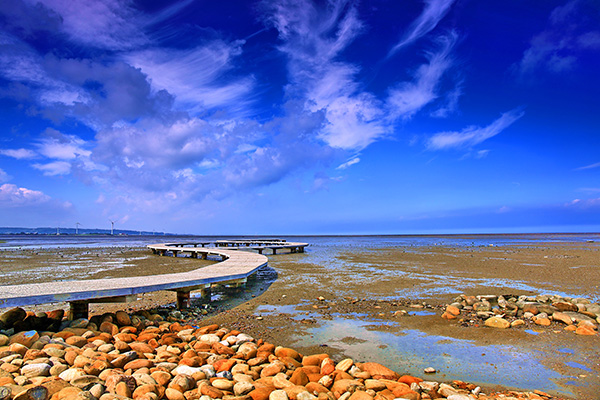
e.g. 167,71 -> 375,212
0,0 -> 599,234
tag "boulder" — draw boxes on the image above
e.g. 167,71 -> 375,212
484,316 -> 510,329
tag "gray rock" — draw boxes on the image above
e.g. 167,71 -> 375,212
573,298 -> 591,304
21,363 -> 51,378
564,312 -> 596,323
476,311 -> 494,318
216,370 -> 233,379
473,301 -> 491,312
419,381 -> 439,392
438,383 -> 459,397
536,295 -> 550,303
13,386 -> 48,400
478,295 -> 497,303
0,386 -> 10,400
537,304 -> 558,315
586,304 -> 600,315
69,319 -> 89,329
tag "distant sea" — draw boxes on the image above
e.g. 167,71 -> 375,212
0,232 -> 598,250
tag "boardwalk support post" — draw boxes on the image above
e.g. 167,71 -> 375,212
199,285 -> 211,302
69,300 -> 89,320
177,291 -> 191,309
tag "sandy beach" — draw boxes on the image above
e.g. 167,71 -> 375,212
0,236 -> 598,399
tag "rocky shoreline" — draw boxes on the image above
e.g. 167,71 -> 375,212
0,305 -> 575,400
440,294 -> 599,336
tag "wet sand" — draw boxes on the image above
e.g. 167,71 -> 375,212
0,239 -> 599,398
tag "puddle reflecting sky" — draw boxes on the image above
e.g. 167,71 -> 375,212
289,318 -> 575,397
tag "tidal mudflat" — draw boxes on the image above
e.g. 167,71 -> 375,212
0,235 -> 598,399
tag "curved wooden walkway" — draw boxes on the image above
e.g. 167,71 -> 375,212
0,240 -> 309,319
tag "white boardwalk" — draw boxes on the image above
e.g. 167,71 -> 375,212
0,239 -> 308,319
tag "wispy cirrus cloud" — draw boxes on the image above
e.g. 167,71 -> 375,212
427,109 -> 524,150
574,161 -> 600,171
124,42 -> 255,117
388,0 -> 456,57
387,31 -> 457,121
0,168 -> 9,183
566,198 -> 600,209
517,0 -> 600,76
266,0 -> 388,150
336,156 -> 360,170
431,84 -> 462,118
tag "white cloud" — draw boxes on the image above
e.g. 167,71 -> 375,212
387,32 -> 456,120
430,84 -> 462,118
575,162 -> 600,171
32,161 -> 72,176
267,0 -> 388,151
517,1 -> 600,76
475,149 -> 490,159
0,33 -> 88,109
37,129 -> 91,160
337,157 -> 360,170
0,33 -> 171,129
124,42 -> 255,116
0,183 -> 51,206
0,168 -> 9,183
427,109 -> 524,150
32,0 -> 147,50
388,0 -> 456,57
565,198 -> 600,208
0,148 -> 37,159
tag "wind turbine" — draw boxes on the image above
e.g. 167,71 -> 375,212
75,222 -> 81,235
109,220 -> 115,235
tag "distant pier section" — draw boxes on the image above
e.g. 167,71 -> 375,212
0,238 -> 308,319
150,238 -> 308,255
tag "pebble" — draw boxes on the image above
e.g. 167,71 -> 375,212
20,363 -> 51,377
0,302 -> 582,400
484,316 -> 510,329
443,293 -> 599,336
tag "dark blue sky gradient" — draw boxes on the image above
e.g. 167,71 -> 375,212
0,0 -> 598,234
